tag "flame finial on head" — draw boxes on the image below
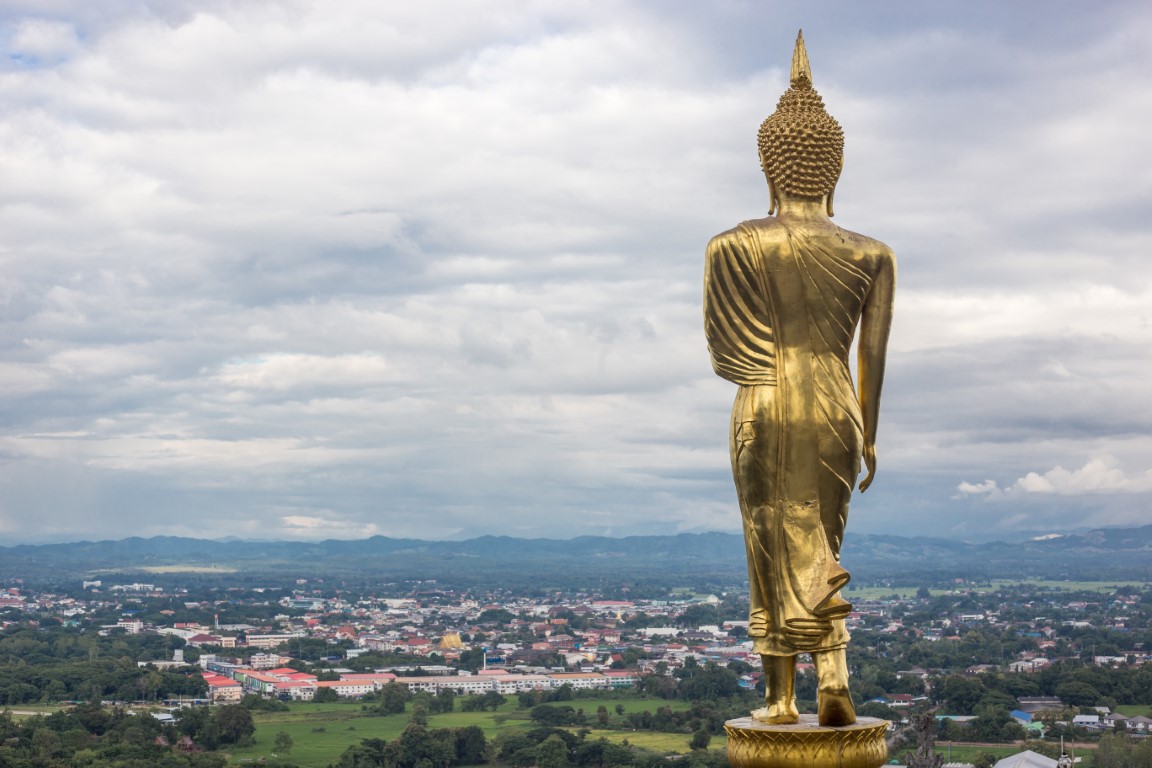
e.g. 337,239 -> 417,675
790,30 -> 812,88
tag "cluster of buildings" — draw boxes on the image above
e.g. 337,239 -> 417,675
3,577 -> 1150,710
843,585 -> 1152,669
1065,710 -> 1152,732
115,589 -> 763,676
197,657 -> 641,703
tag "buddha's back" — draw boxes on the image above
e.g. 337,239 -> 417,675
701,32 -> 895,728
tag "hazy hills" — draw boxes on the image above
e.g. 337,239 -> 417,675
2,526 -> 1150,588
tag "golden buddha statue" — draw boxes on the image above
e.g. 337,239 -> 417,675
704,32 -> 895,728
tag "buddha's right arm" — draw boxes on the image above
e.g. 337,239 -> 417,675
703,233 -> 777,386
856,248 -> 896,491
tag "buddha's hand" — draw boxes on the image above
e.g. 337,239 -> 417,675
858,444 -> 877,492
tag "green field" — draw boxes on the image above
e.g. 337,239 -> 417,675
848,578 -> 1150,600
993,579 -> 1150,592
1114,704 -> 1152,717
916,741 -> 1099,764
570,729 -> 724,754
927,743 -> 1022,763
542,698 -> 692,715
139,565 -> 239,573
227,702 -> 423,766
1,704 -> 70,719
847,586 -> 932,599
226,698 -> 698,767
924,743 -> 1087,763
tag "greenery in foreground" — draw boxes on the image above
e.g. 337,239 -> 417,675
0,700 -> 254,767
228,689 -> 737,768
0,690 -> 737,768
6,677 -> 1152,767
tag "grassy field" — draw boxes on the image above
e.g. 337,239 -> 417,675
847,585 -> 998,599
847,586 -> 932,599
993,579 -> 1149,592
927,743 -> 1024,763
1,704 -> 70,719
227,703 -> 411,766
569,729 -> 723,754
139,565 -> 239,573
921,741 -> 1099,764
226,697 -> 697,767
1114,704 -> 1152,717
540,698 -> 692,715
847,578 -> 1149,601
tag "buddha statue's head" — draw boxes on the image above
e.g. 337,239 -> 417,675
758,31 -> 844,216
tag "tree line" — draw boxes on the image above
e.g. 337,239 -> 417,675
0,701 -> 257,768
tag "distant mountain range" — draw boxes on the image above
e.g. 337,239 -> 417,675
842,525 -> 1152,581
3,525 -> 1150,587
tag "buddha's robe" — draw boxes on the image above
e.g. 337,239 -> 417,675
704,217 -> 881,656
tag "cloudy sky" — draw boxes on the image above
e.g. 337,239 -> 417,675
1,1 -> 1150,545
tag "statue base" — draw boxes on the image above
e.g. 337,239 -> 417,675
725,715 -> 889,768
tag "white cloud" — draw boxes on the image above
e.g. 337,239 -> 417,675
956,479 -> 1001,498
9,19 -> 81,62
280,513 -> 382,540
215,353 -> 394,391
1,1 -> 1151,543
958,456 -> 1152,500
895,285 -> 1152,352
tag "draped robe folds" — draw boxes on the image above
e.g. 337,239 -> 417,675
704,219 -> 874,656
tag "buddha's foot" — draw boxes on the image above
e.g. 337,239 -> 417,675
817,689 -> 856,727
751,704 -> 799,725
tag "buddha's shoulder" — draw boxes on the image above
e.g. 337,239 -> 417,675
707,219 -> 895,265
836,227 -> 896,261
736,217 -> 789,238
706,217 -> 787,251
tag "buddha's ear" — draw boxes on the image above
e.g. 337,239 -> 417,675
759,148 -> 779,215
826,157 -> 843,217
